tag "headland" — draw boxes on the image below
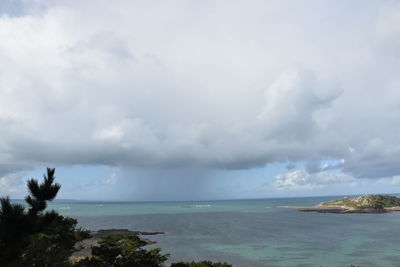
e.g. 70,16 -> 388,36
279,195 -> 400,213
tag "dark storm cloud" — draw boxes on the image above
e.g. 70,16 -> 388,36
1,0 -> 400,193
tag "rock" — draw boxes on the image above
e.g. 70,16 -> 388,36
69,228 -> 165,263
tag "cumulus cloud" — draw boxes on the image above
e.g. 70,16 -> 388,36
377,176 -> 400,185
274,169 -> 356,190
99,173 -> 117,185
0,171 -> 25,195
0,0 -> 400,193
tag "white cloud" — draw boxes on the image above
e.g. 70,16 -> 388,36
0,0 -> 399,184
0,172 -> 25,195
274,169 -> 356,191
100,173 -> 117,185
377,176 -> 400,185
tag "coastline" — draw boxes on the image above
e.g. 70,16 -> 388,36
278,205 -> 400,213
70,229 -> 165,262
65,197 -> 400,266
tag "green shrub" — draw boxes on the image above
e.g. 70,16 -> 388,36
0,168 -> 231,267
0,168 -> 85,266
74,233 -> 170,267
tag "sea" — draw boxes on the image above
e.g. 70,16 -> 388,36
44,196 -> 400,266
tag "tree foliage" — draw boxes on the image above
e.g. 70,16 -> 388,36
0,168 -> 230,267
0,196 -> 32,261
25,168 -> 61,215
74,234 -> 170,267
0,168 -> 86,265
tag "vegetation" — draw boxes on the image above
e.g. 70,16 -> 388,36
74,234 -> 170,266
0,168 -> 90,266
0,168 -> 230,267
171,261 -> 231,267
321,195 -> 400,209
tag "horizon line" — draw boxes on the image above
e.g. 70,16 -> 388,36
9,192 -> 400,203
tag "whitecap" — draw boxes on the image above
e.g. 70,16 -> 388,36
181,204 -> 211,208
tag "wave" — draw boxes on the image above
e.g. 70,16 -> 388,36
58,206 -> 71,210
181,204 -> 211,208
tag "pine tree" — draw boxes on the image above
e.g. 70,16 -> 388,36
25,168 -> 61,215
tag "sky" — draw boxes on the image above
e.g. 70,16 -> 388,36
1,0 -> 400,201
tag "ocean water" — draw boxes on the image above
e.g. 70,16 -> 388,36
44,196 -> 400,266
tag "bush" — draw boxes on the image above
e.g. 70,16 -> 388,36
74,234 -> 170,267
0,168 -> 85,266
0,168 -> 231,267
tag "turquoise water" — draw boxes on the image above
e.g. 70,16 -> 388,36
41,197 -> 400,266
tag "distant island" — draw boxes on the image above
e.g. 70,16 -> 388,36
280,195 -> 400,213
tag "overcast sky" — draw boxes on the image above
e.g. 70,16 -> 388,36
1,0 -> 400,200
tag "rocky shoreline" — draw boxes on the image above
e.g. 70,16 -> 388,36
279,205 -> 400,213
279,195 -> 400,214
70,229 -> 165,262
93,228 -> 165,236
